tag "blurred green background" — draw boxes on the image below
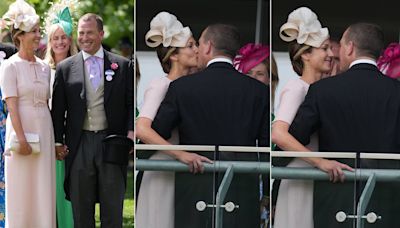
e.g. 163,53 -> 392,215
0,0 -> 133,51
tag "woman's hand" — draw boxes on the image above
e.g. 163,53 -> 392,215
176,152 -> 213,174
18,141 -> 32,156
316,158 -> 354,183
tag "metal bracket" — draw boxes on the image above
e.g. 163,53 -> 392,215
336,211 -> 381,224
196,201 -> 239,213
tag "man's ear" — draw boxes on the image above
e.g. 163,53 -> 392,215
205,40 -> 212,55
347,41 -> 354,56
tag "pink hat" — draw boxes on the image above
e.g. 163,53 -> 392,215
233,43 -> 270,74
377,43 -> 400,79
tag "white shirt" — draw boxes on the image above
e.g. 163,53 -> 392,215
207,57 -> 233,67
82,46 -> 104,61
349,59 -> 377,68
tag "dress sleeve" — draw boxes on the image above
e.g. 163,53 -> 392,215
274,80 -> 307,125
138,78 -> 170,120
0,60 -> 18,99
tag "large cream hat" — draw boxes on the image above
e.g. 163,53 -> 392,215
145,11 -> 192,48
279,7 -> 329,48
0,0 -> 39,32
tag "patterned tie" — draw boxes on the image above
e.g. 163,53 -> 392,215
85,56 -> 102,90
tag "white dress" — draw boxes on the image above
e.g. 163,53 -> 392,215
136,76 -> 178,228
0,55 -> 56,228
273,78 -> 318,228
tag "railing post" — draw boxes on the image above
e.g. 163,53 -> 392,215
357,173 -> 376,228
215,165 -> 235,228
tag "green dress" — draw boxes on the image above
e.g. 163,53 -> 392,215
51,69 -> 74,228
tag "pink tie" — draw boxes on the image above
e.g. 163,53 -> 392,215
85,56 -> 102,90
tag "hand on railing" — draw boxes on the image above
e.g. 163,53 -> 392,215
316,158 -> 354,183
176,151 -> 213,174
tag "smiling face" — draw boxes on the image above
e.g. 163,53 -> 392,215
77,17 -> 104,55
307,39 -> 334,73
18,23 -> 41,51
49,26 -> 71,56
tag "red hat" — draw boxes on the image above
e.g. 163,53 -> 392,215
233,43 -> 270,74
377,42 -> 400,79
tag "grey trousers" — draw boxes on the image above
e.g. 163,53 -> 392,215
69,131 -> 127,228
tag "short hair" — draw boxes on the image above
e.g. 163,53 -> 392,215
344,23 -> 384,59
79,13 -> 103,31
202,24 -> 241,58
288,41 -> 313,76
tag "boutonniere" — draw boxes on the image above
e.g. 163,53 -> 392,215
111,62 -> 119,70
105,69 -> 115,81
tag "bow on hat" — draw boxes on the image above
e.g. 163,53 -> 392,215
51,7 -> 73,37
0,0 -> 39,32
145,11 -> 192,48
279,7 -> 329,48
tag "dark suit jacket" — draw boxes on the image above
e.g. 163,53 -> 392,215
51,50 -> 133,199
152,61 -> 269,228
0,43 -> 17,58
289,63 -> 400,228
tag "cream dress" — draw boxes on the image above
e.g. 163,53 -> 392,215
273,78 -> 318,228
136,76 -> 178,228
0,54 -> 56,228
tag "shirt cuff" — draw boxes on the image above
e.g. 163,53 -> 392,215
55,142 -> 63,146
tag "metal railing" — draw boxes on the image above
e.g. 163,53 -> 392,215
271,151 -> 400,228
135,144 -> 269,228
136,145 -> 400,228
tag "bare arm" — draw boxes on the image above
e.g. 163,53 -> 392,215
272,120 -> 353,182
136,117 -> 212,173
5,97 -> 32,155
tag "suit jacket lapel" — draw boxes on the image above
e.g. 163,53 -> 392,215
72,52 -> 86,101
103,51 -> 114,104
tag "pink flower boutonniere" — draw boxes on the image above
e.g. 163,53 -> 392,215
111,62 -> 119,70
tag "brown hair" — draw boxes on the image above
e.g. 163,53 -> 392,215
11,27 -> 25,48
202,24 -> 241,58
79,13 -> 103,31
344,23 -> 384,59
288,41 -> 312,76
155,45 -> 179,73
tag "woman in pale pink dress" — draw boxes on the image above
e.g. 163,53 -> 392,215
271,7 -> 352,228
135,12 -> 212,228
0,1 -> 55,227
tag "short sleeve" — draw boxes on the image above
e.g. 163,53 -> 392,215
138,77 -> 170,120
0,60 -> 18,99
274,79 -> 308,125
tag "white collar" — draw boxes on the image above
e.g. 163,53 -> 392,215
207,57 -> 233,67
82,46 -> 104,61
349,59 -> 377,68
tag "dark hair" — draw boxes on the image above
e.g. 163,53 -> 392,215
11,27 -> 25,48
344,23 -> 384,59
202,24 -> 241,58
79,13 -> 103,31
156,45 -> 179,73
288,41 -> 312,76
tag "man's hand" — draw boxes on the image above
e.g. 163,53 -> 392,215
55,145 -> 69,160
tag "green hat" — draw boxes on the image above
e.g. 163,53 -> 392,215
52,7 -> 73,37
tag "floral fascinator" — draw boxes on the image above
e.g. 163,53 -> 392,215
0,0 -> 39,32
145,11 -> 192,48
44,0 -> 79,37
377,43 -> 400,79
279,7 -> 329,48
233,43 -> 270,74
